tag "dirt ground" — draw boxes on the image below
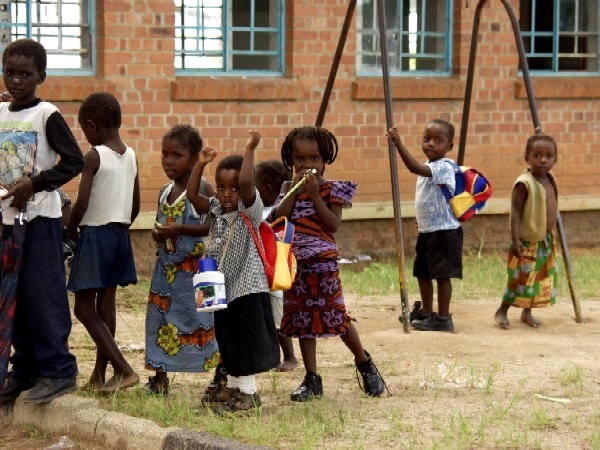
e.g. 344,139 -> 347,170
5,293 -> 600,449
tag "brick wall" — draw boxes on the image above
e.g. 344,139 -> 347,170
3,0 -> 599,274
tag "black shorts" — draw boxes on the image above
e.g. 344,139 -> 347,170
413,228 -> 463,279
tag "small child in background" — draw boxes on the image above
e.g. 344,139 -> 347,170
67,92 -> 140,393
388,120 -> 462,332
187,130 -> 280,412
494,133 -> 559,329
255,160 -> 299,372
145,125 -> 219,395
269,126 -> 385,402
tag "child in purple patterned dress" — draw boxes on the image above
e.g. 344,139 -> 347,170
269,126 -> 386,402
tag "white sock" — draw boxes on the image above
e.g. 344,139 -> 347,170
227,374 -> 239,389
229,374 -> 257,395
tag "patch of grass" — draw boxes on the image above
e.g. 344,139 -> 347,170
555,364 -> 585,391
340,249 -> 600,301
529,409 -> 556,430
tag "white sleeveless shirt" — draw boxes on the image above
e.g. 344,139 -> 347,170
80,144 -> 137,226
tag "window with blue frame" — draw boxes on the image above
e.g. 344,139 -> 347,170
175,0 -> 284,75
357,0 -> 453,75
0,0 -> 94,74
520,0 -> 599,73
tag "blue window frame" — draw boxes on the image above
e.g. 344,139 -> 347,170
520,0 -> 600,73
175,0 -> 285,76
0,0 -> 95,75
357,0 -> 453,76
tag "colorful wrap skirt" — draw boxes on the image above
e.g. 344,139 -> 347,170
280,258 -> 351,338
502,233 -> 557,308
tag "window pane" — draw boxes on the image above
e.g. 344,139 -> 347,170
521,0 -> 599,72
176,0 -> 283,73
357,0 -> 451,75
0,0 -> 93,72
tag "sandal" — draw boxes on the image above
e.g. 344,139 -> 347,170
145,375 -> 169,396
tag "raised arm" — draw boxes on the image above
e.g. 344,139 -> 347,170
387,127 -> 432,177
187,146 -> 217,214
239,129 -> 261,208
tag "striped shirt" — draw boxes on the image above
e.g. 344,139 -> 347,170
204,189 -> 269,303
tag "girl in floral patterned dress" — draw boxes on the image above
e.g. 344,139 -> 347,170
145,125 -> 219,395
269,126 -> 386,402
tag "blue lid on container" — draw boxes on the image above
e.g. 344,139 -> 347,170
198,257 -> 218,272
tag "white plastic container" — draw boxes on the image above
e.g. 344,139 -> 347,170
194,270 -> 227,312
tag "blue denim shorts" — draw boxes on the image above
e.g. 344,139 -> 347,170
67,223 -> 137,291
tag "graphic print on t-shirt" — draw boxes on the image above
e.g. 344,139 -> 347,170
0,128 -> 37,185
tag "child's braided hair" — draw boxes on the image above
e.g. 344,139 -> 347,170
280,126 -> 339,172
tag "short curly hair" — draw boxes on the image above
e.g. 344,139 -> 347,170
525,132 -> 557,157
163,125 -> 203,156
216,154 -> 243,175
78,92 -> 122,129
2,39 -> 47,74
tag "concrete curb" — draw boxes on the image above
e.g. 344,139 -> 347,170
1,394 -> 266,449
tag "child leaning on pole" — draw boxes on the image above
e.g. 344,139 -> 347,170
494,132 -> 559,329
187,130 -> 280,413
388,119 -> 462,332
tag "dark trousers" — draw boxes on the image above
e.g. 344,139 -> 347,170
4,217 -> 77,381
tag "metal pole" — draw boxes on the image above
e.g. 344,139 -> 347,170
376,0 -> 411,332
457,0 -> 488,166
315,0 -> 357,127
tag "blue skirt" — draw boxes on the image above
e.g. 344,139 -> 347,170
67,223 -> 137,291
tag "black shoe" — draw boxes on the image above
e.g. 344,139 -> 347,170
23,376 -> 77,403
355,351 -> 387,397
408,301 -> 432,323
411,313 -> 454,332
145,375 -> 169,396
290,372 -> 323,402
0,375 -> 37,404
214,389 -> 262,414
205,362 -> 227,394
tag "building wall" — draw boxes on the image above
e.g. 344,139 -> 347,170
3,0 -> 599,275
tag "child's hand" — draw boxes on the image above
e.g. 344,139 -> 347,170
247,129 -> 261,151
154,222 -> 180,239
151,226 -> 165,243
303,169 -> 320,200
387,127 -> 401,147
510,240 -> 523,258
2,177 -> 33,210
199,146 -> 217,164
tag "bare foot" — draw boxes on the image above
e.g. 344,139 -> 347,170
520,310 -> 541,328
494,308 -> 511,329
276,358 -> 299,372
81,378 -> 104,392
101,372 -> 140,393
